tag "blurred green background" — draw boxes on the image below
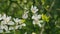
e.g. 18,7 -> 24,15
0,0 -> 60,34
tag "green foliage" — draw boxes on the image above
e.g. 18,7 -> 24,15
0,0 -> 60,34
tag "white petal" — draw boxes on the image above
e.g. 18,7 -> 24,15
32,14 -> 41,21
4,25 -> 8,31
37,15 -> 41,19
38,24 -> 42,27
22,14 -> 28,19
32,32 -> 36,34
6,16 -> 11,22
8,21 -> 14,25
19,25 -> 22,29
33,20 -> 36,25
5,30 -> 10,33
0,25 -> 4,29
31,5 -> 38,13
0,25 -> 8,31
15,25 -> 19,29
0,18 -> 2,20
32,14 -> 38,20
0,29 -> 3,33
0,14 -> 2,20
32,15 -> 35,19
31,5 -> 33,10
35,9 -> 38,12
9,27 -> 14,30
2,14 -> 6,20
24,7 -> 27,10
39,20 -> 44,23
1,21 -> 7,25
13,18 -> 20,23
24,32 -> 27,34
21,23 -> 26,26
24,0 -> 27,3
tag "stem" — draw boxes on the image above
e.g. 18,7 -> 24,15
14,26 -> 16,34
40,23 -> 45,34
49,0 -> 55,12
14,30 -> 16,34
3,31 -> 5,34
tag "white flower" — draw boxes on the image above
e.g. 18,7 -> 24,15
32,32 -> 36,34
7,21 -> 15,25
33,20 -> 43,27
13,18 -> 20,23
22,14 -> 28,19
32,14 -> 41,20
0,25 -> 4,29
9,26 -> 14,30
2,14 -> 11,22
0,25 -> 8,31
22,11 -> 29,19
4,25 -> 8,31
1,16 -> 11,25
1,21 -> 7,25
31,5 -> 38,13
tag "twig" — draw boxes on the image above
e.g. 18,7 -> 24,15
3,31 -> 5,34
49,0 -> 55,12
56,9 -> 60,10
40,23 -> 45,34
14,30 -> 16,34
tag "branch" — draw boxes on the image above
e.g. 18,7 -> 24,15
49,0 -> 55,12
40,23 -> 45,34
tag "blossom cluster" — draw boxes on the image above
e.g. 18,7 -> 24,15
0,14 -> 26,33
31,5 -> 44,27
0,5 -> 48,34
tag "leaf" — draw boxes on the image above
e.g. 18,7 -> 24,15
42,14 -> 50,22
41,0 -> 46,5
21,19 -> 26,23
